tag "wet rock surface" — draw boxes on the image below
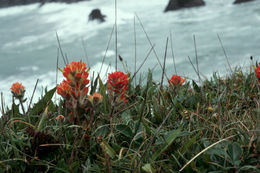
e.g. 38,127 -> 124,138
164,0 -> 205,12
88,9 -> 106,23
233,0 -> 255,4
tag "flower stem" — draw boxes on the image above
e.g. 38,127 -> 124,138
19,98 -> 26,115
73,108 -> 80,125
109,96 -> 116,134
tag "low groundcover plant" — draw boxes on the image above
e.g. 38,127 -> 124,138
0,60 -> 259,173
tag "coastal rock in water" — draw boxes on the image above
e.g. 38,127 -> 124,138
233,0 -> 254,4
88,9 -> 106,23
164,0 -> 205,12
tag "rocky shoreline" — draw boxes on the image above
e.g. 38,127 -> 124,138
0,0 -> 89,8
0,0 -> 256,10
233,0 -> 255,4
164,0 -> 256,12
164,0 -> 205,12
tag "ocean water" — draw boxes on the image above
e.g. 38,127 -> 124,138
0,0 -> 260,111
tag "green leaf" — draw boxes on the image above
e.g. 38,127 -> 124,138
227,142 -> 242,167
147,69 -> 153,90
101,141 -> 116,159
10,103 -> 20,118
54,158 -> 70,173
180,132 -> 200,155
142,119 -> 151,137
152,128 -> 181,161
37,106 -> 48,131
192,80 -> 200,93
116,124 -> 133,138
30,87 -> 56,115
90,75 -> 99,95
142,163 -> 155,173
238,165 -> 260,173
98,76 -> 108,112
95,125 -> 109,137
98,76 -> 105,94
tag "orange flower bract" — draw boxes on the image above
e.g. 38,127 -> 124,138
57,61 -> 91,118
107,71 -> 129,102
11,82 -> 25,98
89,92 -> 103,104
168,75 -> 185,86
255,66 -> 260,82
62,61 -> 90,88
56,115 -> 65,121
57,80 -> 73,98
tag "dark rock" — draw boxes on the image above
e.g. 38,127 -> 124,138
88,9 -> 106,23
233,0 -> 254,4
164,0 -> 205,12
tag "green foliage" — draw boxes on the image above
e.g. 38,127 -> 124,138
0,68 -> 259,172
29,87 -> 56,115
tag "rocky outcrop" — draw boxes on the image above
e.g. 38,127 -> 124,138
233,0 -> 254,4
88,9 -> 106,23
0,0 -> 89,8
164,0 -> 205,12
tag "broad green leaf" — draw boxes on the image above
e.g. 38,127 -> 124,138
152,128 -> 181,161
227,142 -> 242,166
30,87 -> 56,115
142,163 -> 155,173
37,106 -> 48,131
180,132 -> 200,155
116,124 -> 133,138
95,125 -> 109,137
101,141 -> 116,159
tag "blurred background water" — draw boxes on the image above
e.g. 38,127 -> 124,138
0,0 -> 259,109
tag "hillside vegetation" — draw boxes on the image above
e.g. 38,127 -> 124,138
0,61 -> 259,172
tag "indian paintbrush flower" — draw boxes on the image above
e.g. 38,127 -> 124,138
107,71 -> 129,103
89,92 -> 103,104
11,82 -> 25,99
61,61 -> 90,89
56,115 -> 65,121
57,61 -> 90,100
168,75 -> 185,87
57,80 -> 73,99
10,82 -> 26,115
255,66 -> 260,83
57,61 -> 91,124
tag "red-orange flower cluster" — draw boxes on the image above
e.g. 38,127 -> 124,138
57,80 -> 73,98
168,75 -> 185,86
255,66 -> 260,83
11,82 -> 25,98
89,92 -> 103,104
57,61 -> 90,107
56,115 -> 65,121
107,71 -> 129,102
62,61 -> 90,89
